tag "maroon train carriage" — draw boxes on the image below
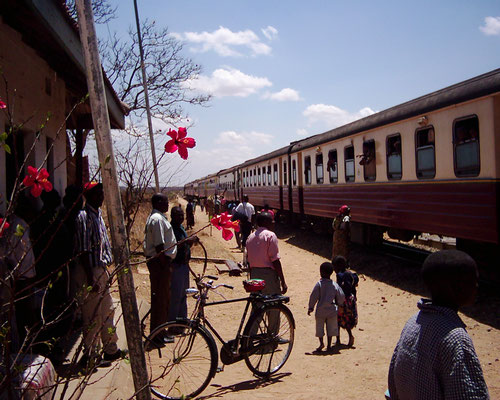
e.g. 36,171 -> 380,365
238,145 -> 290,212
185,68 -> 500,277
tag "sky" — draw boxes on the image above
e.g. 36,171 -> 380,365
94,0 -> 500,186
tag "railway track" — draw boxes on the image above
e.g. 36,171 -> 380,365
377,240 -> 431,265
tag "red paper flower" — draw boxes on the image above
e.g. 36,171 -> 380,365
23,166 -> 53,198
0,218 -> 9,238
210,212 -> 240,241
164,127 -> 196,160
0,100 -> 6,109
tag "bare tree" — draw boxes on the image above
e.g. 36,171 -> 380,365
113,128 -> 187,250
101,20 -> 211,123
65,0 -> 117,25
65,1 -> 210,187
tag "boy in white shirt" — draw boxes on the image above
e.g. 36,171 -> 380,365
308,262 -> 345,351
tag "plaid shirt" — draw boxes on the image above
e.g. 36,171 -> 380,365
388,299 -> 489,400
75,204 -> 113,268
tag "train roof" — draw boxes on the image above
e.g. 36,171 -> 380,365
291,68 -> 500,152
185,68 -> 500,184
238,144 -> 292,168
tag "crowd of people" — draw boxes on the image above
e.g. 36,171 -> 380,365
1,187 -> 491,398
0,183 -> 123,372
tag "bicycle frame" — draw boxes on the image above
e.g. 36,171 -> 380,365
189,277 -> 289,362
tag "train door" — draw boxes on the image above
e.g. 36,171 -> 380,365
297,152 -> 304,215
278,157 -> 283,211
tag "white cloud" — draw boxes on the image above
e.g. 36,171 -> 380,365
185,129 -> 275,181
262,26 -> 278,40
215,130 -> 273,146
173,26 -> 273,57
479,16 -> 500,36
303,104 -> 376,128
296,128 -> 309,136
183,67 -> 272,97
249,132 -> 273,145
263,88 -> 301,102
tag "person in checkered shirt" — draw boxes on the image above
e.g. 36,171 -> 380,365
387,250 -> 489,400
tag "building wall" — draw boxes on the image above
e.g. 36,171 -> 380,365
0,17 -> 67,214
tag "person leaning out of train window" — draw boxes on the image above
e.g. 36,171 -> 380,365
332,205 -> 351,261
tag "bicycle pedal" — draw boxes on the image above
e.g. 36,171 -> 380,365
216,366 -> 224,373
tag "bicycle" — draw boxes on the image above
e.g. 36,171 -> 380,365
142,248 -> 295,400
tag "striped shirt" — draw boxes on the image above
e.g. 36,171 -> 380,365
75,204 -> 113,268
388,299 -> 489,400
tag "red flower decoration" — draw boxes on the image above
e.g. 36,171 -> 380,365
23,166 -> 53,198
0,100 -> 6,109
164,127 -> 196,160
210,212 -> 240,241
0,218 -> 9,238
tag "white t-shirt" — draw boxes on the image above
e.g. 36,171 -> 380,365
144,209 -> 177,258
235,202 -> 255,221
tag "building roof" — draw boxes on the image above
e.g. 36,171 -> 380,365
1,0 -> 125,129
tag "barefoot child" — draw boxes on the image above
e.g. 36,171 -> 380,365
332,255 -> 359,347
308,262 -> 345,351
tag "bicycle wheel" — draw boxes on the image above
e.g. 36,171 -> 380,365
145,321 -> 218,399
243,304 -> 295,377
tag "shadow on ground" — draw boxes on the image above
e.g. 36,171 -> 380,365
198,372 -> 291,399
274,223 -> 500,330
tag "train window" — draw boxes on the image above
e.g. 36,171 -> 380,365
361,140 -> 376,181
283,161 -> 288,185
316,153 -> 324,184
250,170 -> 253,186
304,156 -> 312,185
416,126 -> 436,179
258,168 -> 262,185
453,115 -> 480,177
292,160 -> 297,185
253,168 -> 257,185
328,150 -> 338,183
344,146 -> 355,182
267,166 -> 272,185
386,134 -> 402,180
273,163 -> 278,185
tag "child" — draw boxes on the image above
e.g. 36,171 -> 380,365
332,255 -> 359,347
388,250 -> 489,399
308,262 -> 345,351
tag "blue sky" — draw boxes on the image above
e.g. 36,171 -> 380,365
95,1 -> 500,185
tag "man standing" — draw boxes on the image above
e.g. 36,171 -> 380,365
168,206 -> 198,323
75,182 -> 121,366
246,212 -> 287,296
144,193 -> 177,342
388,250 -> 489,399
234,195 -> 255,249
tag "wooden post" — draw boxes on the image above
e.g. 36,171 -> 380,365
75,1 -> 151,399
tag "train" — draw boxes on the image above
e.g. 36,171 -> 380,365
185,68 -> 500,276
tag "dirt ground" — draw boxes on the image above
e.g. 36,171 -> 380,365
133,198 -> 500,399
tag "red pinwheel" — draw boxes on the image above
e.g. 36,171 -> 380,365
210,212 -> 240,241
0,218 -> 9,238
164,127 -> 196,160
0,99 -> 6,109
23,166 -> 53,198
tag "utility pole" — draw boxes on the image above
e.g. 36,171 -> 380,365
133,0 -> 160,192
75,1 -> 151,399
